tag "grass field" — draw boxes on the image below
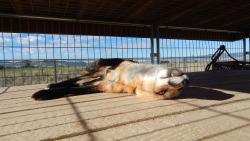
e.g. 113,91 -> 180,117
0,66 -> 86,87
0,62 -> 209,87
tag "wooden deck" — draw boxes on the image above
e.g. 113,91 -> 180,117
1,70 -> 250,141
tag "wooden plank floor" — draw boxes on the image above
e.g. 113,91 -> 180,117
0,70 -> 250,141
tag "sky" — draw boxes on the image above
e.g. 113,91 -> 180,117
0,32 -> 248,62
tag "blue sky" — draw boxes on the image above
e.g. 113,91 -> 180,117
0,33 -> 151,60
0,32 -> 248,61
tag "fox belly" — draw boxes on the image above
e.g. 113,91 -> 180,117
98,61 -> 139,94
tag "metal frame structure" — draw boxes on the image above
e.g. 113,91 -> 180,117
0,14 -> 249,87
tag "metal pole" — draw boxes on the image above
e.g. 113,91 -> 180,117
54,60 -> 57,83
243,34 -> 246,62
150,25 -> 154,64
155,24 -> 160,64
1,17 -> 6,87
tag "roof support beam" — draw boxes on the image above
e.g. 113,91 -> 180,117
63,0 -> 70,16
103,0 -> 127,18
165,0 -> 211,23
222,17 -> 250,28
197,3 -> 250,26
90,0 -> 108,19
115,0 -> 149,22
124,0 -> 154,22
77,0 -> 89,18
9,0 -> 23,14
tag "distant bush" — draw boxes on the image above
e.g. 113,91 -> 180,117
0,65 -> 4,70
23,60 -> 33,68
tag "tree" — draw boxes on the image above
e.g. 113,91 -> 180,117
0,65 -> 4,70
23,60 -> 32,68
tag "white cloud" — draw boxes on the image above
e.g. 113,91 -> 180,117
0,37 -> 11,43
4,33 -> 19,36
1,33 -> 153,59
48,35 -> 107,48
15,35 -> 45,45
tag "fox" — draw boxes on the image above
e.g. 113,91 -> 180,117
32,58 -> 189,100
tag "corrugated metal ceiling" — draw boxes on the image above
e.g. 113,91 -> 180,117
0,0 -> 249,40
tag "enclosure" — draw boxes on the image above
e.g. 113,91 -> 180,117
0,0 -> 250,87
0,18 -> 249,87
0,0 -> 250,141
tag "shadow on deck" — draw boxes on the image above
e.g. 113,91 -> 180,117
0,70 -> 250,141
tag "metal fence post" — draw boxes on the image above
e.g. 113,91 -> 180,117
243,34 -> 246,62
54,60 -> 57,83
150,25 -> 154,64
155,24 -> 160,64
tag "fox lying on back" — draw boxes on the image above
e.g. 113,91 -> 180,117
32,58 -> 189,100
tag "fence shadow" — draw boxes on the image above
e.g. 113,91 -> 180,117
65,97 -> 97,141
187,70 -> 250,94
207,82 -> 250,94
176,86 -> 234,100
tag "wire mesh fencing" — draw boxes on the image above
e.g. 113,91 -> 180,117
0,17 -> 247,87
159,38 -> 245,72
0,19 -> 153,86
0,35 -> 153,86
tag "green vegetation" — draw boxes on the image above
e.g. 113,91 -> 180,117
0,62 -> 210,87
0,65 -> 4,70
0,66 -> 86,87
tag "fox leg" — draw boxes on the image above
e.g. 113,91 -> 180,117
32,85 -> 101,100
86,58 -> 135,71
46,77 -> 82,89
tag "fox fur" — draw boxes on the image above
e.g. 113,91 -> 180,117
32,58 -> 188,100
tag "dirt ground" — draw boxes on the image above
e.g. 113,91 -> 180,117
0,70 -> 250,141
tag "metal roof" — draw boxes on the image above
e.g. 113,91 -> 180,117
0,0 -> 249,40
